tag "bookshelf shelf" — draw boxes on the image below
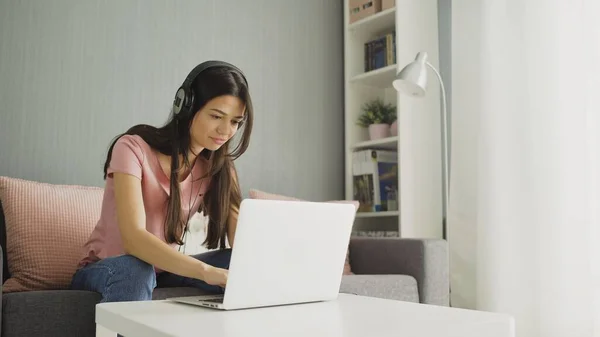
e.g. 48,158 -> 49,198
350,64 -> 397,88
356,211 -> 400,218
347,7 -> 396,36
352,136 -> 398,150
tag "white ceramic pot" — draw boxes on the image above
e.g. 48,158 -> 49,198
368,124 -> 390,140
390,120 -> 398,136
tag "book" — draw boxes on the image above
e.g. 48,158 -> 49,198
352,149 -> 398,212
364,30 -> 396,72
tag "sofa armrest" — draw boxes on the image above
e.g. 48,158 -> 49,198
0,244 -> 3,334
348,237 -> 449,306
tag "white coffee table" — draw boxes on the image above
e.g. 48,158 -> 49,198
96,294 -> 515,337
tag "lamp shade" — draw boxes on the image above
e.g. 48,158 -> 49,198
392,51 -> 429,97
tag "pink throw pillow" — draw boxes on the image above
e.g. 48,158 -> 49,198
0,177 -> 103,292
247,189 -> 358,275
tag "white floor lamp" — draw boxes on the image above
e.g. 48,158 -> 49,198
392,51 -> 450,240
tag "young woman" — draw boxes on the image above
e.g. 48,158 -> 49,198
70,60 -> 253,303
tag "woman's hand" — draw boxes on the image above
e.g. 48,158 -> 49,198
203,265 -> 229,288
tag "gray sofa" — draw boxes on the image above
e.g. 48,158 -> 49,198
0,205 -> 449,337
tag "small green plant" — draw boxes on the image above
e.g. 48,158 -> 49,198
356,98 -> 396,127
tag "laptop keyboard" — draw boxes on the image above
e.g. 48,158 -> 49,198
201,297 -> 224,303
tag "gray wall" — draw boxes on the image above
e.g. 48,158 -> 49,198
0,0 -> 344,201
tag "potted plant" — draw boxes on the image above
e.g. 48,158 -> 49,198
356,98 -> 397,140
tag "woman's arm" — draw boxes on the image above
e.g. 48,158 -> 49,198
113,172 -> 220,282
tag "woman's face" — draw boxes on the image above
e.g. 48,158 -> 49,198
189,95 -> 245,153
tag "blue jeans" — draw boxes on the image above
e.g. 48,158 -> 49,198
69,249 -> 232,302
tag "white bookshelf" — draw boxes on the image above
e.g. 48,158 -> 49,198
343,1 -> 442,237
344,1 -> 399,234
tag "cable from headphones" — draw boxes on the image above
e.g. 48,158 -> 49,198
179,168 -> 202,254
172,99 -> 201,254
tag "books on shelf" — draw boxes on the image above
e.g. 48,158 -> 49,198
364,30 -> 396,72
351,230 -> 399,237
352,149 -> 398,213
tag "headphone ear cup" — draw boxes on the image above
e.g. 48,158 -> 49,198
173,87 -> 186,116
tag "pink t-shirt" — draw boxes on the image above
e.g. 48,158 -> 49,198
78,134 -> 210,269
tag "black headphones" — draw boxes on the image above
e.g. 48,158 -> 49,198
172,60 -> 248,120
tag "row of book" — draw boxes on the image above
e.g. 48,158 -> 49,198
351,231 -> 399,237
352,149 -> 398,213
364,30 -> 396,72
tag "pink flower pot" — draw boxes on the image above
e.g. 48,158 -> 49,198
368,124 -> 390,140
390,120 -> 398,136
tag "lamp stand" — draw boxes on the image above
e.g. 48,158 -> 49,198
426,62 -> 449,240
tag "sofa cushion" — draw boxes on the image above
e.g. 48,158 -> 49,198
0,202 -> 10,283
2,290 -> 101,337
248,189 -> 358,275
0,177 -> 103,292
340,275 -> 419,303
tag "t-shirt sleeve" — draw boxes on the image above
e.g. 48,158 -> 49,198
106,135 -> 144,179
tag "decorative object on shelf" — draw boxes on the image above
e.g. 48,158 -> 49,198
356,98 -> 397,140
382,0 -> 395,10
393,51 -> 450,240
385,185 -> 398,211
349,0 -> 382,24
390,119 -> 398,136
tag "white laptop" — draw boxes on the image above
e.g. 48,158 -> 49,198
168,198 -> 357,310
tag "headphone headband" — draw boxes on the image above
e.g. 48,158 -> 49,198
182,60 -> 247,89
173,60 -> 247,117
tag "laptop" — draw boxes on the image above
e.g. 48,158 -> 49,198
168,198 -> 357,310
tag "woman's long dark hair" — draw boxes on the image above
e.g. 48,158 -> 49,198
103,64 -> 253,249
